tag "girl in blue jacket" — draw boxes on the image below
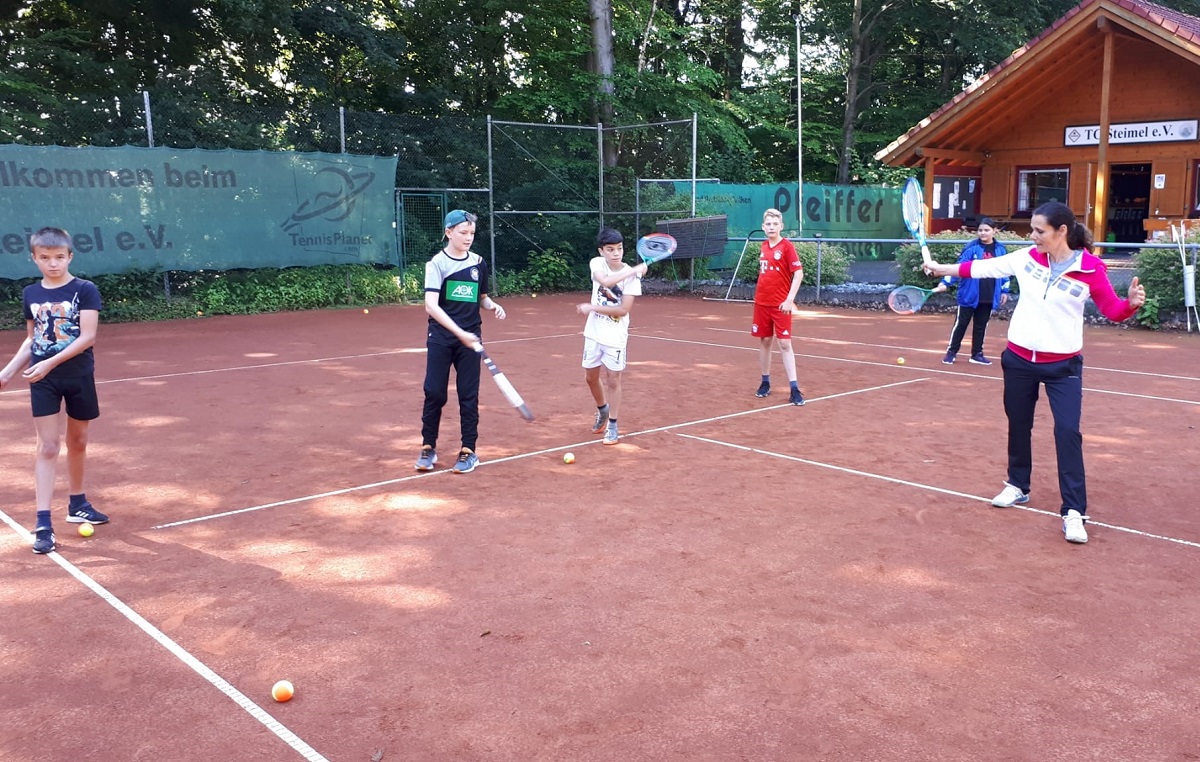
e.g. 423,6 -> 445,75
932,219 -> 1010,365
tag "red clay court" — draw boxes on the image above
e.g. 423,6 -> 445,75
1,294 -> 1198,761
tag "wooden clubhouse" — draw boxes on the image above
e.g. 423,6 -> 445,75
876,0 -> 1200,246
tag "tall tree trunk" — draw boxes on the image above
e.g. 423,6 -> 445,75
720,0 -> 744,98
589,0 -> 618,166
837,0 -> 866,184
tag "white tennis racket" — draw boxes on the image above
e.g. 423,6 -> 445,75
636,233 -> 677,264
902,178 -> 933,266
473,343 -> 534,422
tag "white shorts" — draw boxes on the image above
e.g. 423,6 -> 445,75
582,337 -> 628,372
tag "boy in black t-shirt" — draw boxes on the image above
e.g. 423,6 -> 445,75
415,210 -> 507,474
0,227 -> 107,554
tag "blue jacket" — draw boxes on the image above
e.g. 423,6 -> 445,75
940,239 -> 1010,309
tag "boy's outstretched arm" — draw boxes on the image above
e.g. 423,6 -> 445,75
577,294 -> 636,319
592,262 -> 648,289
0,323 -> 34,390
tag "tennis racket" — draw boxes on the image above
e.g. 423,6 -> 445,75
887,285 -> 936,315
636,233 -> 677,264
902,178 -> 933,266
473,343 -> 534,422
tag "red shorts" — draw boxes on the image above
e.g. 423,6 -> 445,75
750,303 -> 793,340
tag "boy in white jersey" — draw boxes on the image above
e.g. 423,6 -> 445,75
575,228 -> 648,445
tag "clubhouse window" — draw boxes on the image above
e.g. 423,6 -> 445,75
1016,167 -> 1069,215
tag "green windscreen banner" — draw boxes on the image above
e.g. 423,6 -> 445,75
669,182 -> 906,262
0,145 -> 399,278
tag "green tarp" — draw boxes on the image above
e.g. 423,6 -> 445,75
670,181 -> 907,264
0,145 -> 398,279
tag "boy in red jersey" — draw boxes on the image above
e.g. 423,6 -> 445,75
750,209 -> 805,405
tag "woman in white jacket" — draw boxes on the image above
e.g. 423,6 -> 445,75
923,201 -> 1146,544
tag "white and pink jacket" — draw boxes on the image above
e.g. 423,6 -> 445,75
960,246 -> 1137,362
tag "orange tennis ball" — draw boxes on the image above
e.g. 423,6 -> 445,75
896,357 -> 905,365
78,523 -> 94,537
271,680 -> 294,702
563,452 -> 575,464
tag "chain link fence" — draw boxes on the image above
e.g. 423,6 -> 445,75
2,93 -> 702,284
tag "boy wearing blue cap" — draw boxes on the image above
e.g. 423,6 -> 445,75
415,210 -> 507,474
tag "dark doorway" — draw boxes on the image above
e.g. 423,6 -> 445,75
1107,163 -> 1151,243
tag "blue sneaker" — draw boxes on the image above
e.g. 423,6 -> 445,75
755,381 -> 771,398
452,448 -> 479,474
789,388 -> 805,406
32,527 -> 56,554
66,502 -> 109,525
415,446 -> 437,471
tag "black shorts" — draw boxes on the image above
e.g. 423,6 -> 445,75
30,374 -> 100,420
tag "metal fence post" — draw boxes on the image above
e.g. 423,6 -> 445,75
597,122 -> 604,229
339,106 -> 346,153
143,91 -> 154,148
815,233 -> 823,300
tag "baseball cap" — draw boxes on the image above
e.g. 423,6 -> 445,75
444,209 -> 477,228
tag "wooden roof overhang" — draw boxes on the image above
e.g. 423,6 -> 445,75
875,0 -> 1200,169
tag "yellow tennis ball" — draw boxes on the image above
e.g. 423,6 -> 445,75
563,452 -> 575,464
531,293 -> 538,298
897,357 -> 905,365
362,308 -> 370,314
78,523 -> 94,537
271,680 -> 294,702
195,310 -> 204,316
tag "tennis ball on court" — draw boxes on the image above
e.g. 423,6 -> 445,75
563,452 -> 575,464
362,308 -> 370,314
271,680 -> 294,702
532,293 -> 538,298
78,523 -> 94,537
897,357 -> 906,365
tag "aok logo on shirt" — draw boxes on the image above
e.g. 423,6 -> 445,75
447,280 -> 479,302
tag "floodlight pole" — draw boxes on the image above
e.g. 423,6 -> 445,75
796,15 -> 803,233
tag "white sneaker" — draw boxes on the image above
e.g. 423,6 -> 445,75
991,482 -> 1029,508
1063,509 -> 1088,544
603,426 -> 619,445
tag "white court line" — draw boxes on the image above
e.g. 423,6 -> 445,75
701,326 -> 1200,382
155,378 -> 926,529
636,333 -> 1200,406
0,510 -> 329,762
0,332 -> 580,393
676,432 -> 1200,550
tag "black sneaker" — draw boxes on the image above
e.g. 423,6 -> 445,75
66,503 -> 109,525
32,527 -> 56,554
755,382 -> 771,398
789,388 -> 805,406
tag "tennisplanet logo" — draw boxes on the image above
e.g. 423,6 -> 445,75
281,163 -> 376,234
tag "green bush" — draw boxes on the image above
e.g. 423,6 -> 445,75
0,263 -> 426,326
524,248 -> 588,292
734,241 -> 853,286
1134,238 -> 1194,312
895,229 -> 1027,289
